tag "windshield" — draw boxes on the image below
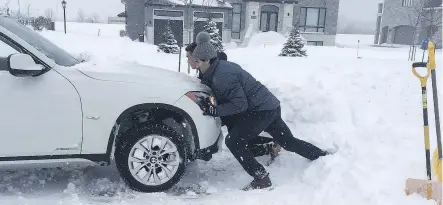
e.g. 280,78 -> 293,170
0,17 -> 80,67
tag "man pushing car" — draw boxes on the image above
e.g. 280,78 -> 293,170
186,31 -> 332,191
185,41 -> 282,165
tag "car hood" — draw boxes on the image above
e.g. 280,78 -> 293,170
73,61 -> 211,93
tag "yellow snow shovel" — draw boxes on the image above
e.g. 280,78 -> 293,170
405,41 -> 442,205
428,42 -> 442,184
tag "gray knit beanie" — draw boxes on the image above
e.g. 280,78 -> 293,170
192,31 -> 217,61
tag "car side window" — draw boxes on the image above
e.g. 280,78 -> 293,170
0,34 -> 21,71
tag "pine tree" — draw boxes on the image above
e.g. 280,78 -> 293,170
203,19 -> 224,52
279,26 -> 307,57
157,24 -> 180,54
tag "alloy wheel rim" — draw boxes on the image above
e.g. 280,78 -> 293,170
128,134 -> 181,186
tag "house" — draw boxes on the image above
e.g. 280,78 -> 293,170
121,0 -> 340,47
374,0 -> 442,48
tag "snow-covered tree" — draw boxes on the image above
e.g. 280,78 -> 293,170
31,16 -> 52,31
203,19 -> 224,52
279,26 -> 307,57
157,24 -> 180,54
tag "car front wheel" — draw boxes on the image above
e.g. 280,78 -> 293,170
115,123 -> 187,193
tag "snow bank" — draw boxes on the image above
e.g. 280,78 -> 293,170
54,22 -> 125,38
1,30 -> 442,205
335,34 -> 375,48
247,31 -> 287,48
39,31 -> 192,75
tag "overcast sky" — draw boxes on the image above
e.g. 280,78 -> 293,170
0,0 -> 381,30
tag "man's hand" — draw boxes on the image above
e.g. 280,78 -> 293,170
203,104 -> 218,117
202,97 -> 218,117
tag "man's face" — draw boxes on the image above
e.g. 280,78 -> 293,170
196,59 -> 210,70
186,51 -> 199,70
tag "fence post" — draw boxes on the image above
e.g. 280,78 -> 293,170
413,46 -> 417,61
178,46 -> 182,72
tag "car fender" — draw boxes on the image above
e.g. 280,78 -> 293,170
55,67 -> 188,155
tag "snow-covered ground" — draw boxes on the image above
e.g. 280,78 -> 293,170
1,25 -> 442,205
54,21 -> 125,38
335,33 -> 375,48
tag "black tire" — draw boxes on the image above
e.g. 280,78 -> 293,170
114,122 -> 187,193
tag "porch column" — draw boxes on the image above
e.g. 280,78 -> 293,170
282,3 -> 294,34
245,2 -> 260,33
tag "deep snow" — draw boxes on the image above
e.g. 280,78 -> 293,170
0,25 -> 442,205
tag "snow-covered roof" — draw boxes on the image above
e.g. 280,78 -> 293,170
157,0 -> 232,8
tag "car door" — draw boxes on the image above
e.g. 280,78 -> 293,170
0,34 -> 83,158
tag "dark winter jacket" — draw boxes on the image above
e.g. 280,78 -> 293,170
197,52 -> 227,79
218,51 -> 227,61
200,58 -> 280,117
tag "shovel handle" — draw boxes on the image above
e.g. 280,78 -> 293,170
412,62 -> 431,87
428,42 -> 436,71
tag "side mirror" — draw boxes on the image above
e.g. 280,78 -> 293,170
8,53 -> 44,77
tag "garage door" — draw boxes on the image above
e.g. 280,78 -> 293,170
154,19 -> 184,47
393,25 -> 415,45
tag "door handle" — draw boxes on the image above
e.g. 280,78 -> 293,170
86,115 -> 100,120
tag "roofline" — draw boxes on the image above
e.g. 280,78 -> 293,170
117,11 -> 127,17
242,0 -> 299,3
146,2 -> 233,9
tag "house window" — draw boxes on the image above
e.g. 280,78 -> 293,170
299,7 -> 326,32
402,0 -> 412,7
378,3 -> 383,13
232,3 -> 242,39
307,41 -> 323,46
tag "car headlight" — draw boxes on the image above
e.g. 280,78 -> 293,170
185,91 -> 217,111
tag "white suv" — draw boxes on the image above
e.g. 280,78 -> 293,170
0,17 -> 223,192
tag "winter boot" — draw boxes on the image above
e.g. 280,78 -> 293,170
311,144 -> 339,161
265,142 -> 281,166
241,173 -> 272,191
327,143 -> 340,155
269,142 -> 281,160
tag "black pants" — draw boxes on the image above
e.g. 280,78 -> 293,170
223,106 -> 327,179
248,135 -> 274,157
222,119 -> 274,158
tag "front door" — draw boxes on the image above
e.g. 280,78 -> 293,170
393,25 -> 415,45
260,11 -> 278,32
0,34 -> 83,158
